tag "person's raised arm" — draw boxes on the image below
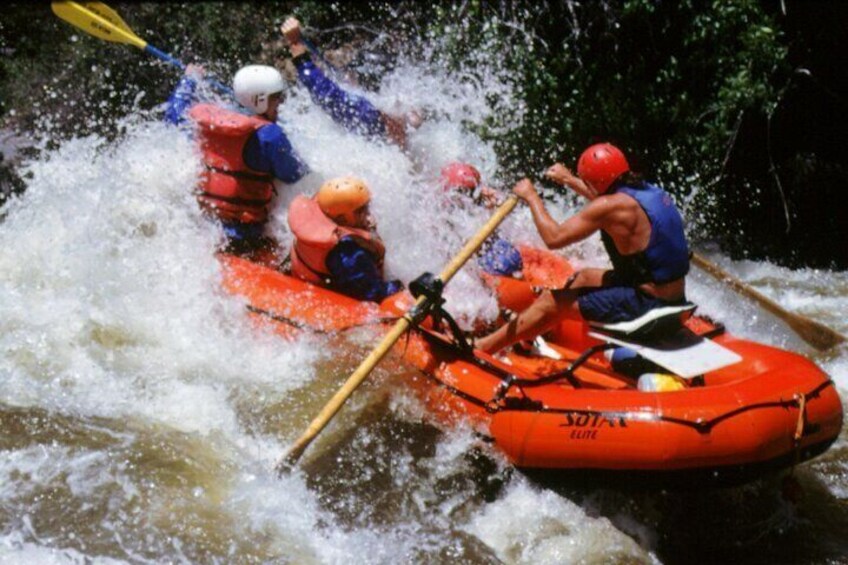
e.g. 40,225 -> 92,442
281,17 -> 309,58
545,163 -> 597,200
280,17 -> 390,140
164,64 -> 204,125
514,178 -> 604,249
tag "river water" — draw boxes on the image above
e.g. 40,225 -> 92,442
1,40 -> 846,565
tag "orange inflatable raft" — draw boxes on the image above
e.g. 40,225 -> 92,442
220,250 -> 843,485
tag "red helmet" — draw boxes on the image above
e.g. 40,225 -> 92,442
576,143 -> 630,194
440,162 -> 481,192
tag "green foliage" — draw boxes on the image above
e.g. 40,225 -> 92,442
434,1 -> 785,179
3,2 -> 787,167
1,1 -> 790,244
415,0 -> 789,244
0,2 -> 409,136
1,2 -> 301,138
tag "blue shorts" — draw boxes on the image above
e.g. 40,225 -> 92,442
221,221 -> 265,243
576,286 -> 674,324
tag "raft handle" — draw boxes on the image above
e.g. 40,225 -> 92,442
793,393 -> 807,444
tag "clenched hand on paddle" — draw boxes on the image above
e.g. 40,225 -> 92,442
276,196 -> 519,473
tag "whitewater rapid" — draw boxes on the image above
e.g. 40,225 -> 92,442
1,41 -> 846,565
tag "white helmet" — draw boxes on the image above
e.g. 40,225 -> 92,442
232,65 -> 286,115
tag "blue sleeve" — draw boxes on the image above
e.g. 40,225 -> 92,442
325,238 -> 402,302
295,58 -> 387,138
164,75 -> 198,125
243,124 -> 309,184
478,238 -> 524,276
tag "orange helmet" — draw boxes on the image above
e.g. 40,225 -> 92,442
576,143 -> 630,194
317,176 -> 371,224
440,162 -> 481,192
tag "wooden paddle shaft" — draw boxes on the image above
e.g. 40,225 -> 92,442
691,252 -> 845,351
277,196 -> 519,470
277,313 -> 417,469
437,196 -> 519,282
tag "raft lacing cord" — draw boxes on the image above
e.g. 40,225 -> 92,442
787,392 -> 808,473
794,393 -> 807,444
412,334 -> 836,431
245,304 -> 399,334
407,322 -> 619,413
483,343 -> 617,412
482,316 -> 729,407
401,274 -> 631,413
640,381 -> 829,435
380,302 -> 833,433
402,273 -> 544,412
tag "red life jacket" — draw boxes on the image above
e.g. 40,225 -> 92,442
288,195 -> 380,284
188,103 -> 274,224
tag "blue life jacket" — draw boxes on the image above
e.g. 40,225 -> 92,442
601,183 -> 689,284
478,238 -> 523,276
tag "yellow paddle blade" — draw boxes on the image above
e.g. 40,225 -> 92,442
83,2 -> 133,35
51,1 -> 147,50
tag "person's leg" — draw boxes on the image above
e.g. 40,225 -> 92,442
475,268 -> 611,354
476,288 -> 581,354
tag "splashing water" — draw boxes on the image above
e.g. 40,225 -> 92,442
2,18 -> 847,565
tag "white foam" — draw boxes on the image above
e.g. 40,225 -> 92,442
1,13 -> 846,563
0,531 -> 128,564
464,479 -> 653,564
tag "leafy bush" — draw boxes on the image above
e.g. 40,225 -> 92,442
4,1 -> 844,267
